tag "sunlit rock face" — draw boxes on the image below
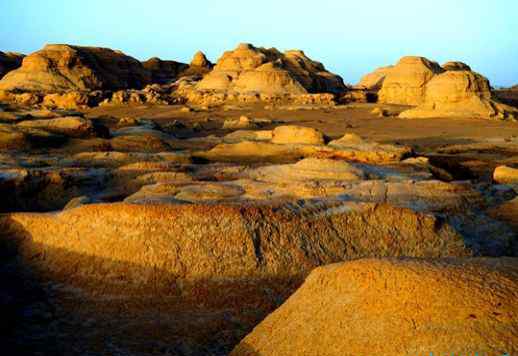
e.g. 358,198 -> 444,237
400,70 -> 518,119
378,56 -> 444,105
196,43 -> 346,95
232,258 -> 518,356
0,44 -> 151,92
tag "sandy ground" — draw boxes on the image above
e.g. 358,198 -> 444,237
86,103 -> 518,152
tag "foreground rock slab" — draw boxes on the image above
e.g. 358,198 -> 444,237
232,257 -> 518,356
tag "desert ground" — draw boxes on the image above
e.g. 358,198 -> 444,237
0,43 -> 517,355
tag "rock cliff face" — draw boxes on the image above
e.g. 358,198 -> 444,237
378,56 -> 444,105
232,258 -> 518,356
0,44 -> 151,92
196,43 -> 345,95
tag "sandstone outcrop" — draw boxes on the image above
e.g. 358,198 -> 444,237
378,56 -> 444,105
400,70 -> 518,119
356,65 -> 393,90
0,51 -> 25,79
232,258 -> 518,356
0,44 -> 151,93
142,57 -> 188,84
195,43 -> 345,95
0,202 -> 470,289
442,61 -> 472,71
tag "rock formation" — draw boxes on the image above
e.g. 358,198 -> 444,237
0,44 -> 151,93
142,57 -> 188,84
378,56 -> 444,105
355,65 -> 393,90
195,43 -> 345,95
400,70 -> 518,119
0,51 -> 24,79
442,61 -> 472,71
232,258 -> 518,356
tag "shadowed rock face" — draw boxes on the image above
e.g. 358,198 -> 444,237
0,44 -> 151,92
232,257 -> 518,356
196,43 -> 346,94
0,51 -> 25,79
378,56 -> 444,105
142,57 -> 188,84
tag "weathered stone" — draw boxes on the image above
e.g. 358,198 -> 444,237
232,258 -> 518,356
0,44 -> 150,92
378,56 -> 444,105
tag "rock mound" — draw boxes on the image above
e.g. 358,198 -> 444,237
232,258 -> 518,356
271,125 -> 325,145
442,61 -> 472,71
0,51 -> 24,79
196,43 -> 345,95
400,70 -> 518,119
356,65 -> 393,90
142,57 -> 188,84
378,56 -> 444,105
0,44 -> 151,93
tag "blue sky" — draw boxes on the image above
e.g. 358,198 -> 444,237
1,0 -> 517,86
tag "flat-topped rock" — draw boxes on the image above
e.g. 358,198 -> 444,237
328,133 -> 413,162
16,116 -> 101,138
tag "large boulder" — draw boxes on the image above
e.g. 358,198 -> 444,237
0,51 -> 25,79
400,70 -> 518,119
142,57 -> 188,84
232,258 -> 518,356
0,44 -> 151,93
378,56 -> 444,105
355,65 -> 393,90
196,43 -> 345,94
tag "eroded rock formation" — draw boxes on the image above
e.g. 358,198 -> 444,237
232,258 -> 518,356
0,44 -> 151,92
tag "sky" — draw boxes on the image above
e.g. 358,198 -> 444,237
1,0 -> 517,87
